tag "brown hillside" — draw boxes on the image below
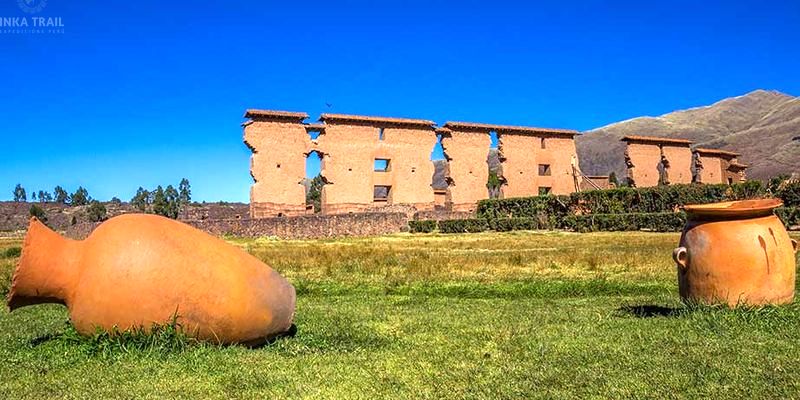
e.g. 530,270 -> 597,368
577,90 -> 800,180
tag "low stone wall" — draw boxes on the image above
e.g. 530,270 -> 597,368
188,212 -> 409,239
0,201 -> 249,232
0,202 -> 73,231
67,212 -> 410,240
413,209 -> 476,221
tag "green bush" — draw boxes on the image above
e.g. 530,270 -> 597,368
29,204 -> 47,223
2,247 -> 21,259
87,200 -> 107,222
409,220 -> 437,233
726,180 -> 767,200
438,219 -> 490,234
776,207 -> 800,228
777,181 -> 800,208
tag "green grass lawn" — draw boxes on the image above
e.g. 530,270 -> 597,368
1,231 -> 799,399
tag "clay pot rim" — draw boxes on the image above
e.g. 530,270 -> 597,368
683,198 -> 783,219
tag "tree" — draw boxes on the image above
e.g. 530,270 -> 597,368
13,184 -> 26,202
71,186 -> 90,206
487,171 -> 503,199
131,187 -> 151,212
178,178 -> 191,205
54,186 -> 70,204
163,185 -> 181,219
37,190 -> 52,203
109,197 -> 122,205
29,204 -> 47,224
306,175 -> 325,213
31,192 -> 37,201
609,172 -> 619,187
87,200 -> 107,222
151,186 -> 169,217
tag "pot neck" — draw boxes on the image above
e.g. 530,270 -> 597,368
7,218 -> 81,311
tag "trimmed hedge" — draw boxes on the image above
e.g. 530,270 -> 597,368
476,195 -> 572,225
421,208 -> 798,235
435,213 -> 687,234
412,182 -> 797,235
477,182 -> 767,219
409,220 -> 437,233
488,217 -> 542,232
563,212 -> 686,233
438,219 -> 490,234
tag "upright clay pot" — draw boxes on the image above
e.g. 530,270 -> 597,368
8,214 -> 296,346
673,199 -> 798,307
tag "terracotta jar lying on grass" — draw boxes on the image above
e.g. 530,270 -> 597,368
673,199 -> 798,307
7,214 -> 296,346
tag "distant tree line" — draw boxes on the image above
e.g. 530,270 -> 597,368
130,178 -> 191,219
13,179 -> 191,223
13,184 -> 92,206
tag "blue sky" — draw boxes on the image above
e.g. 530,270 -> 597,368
1,0 -> 798,202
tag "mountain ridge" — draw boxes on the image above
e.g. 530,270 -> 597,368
576,89 -> 800,181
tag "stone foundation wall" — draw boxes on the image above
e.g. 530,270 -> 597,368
66,212 -> 410,240
413,210 -> 476,221
0,201 -> 248,232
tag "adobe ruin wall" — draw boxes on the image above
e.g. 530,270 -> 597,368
245,111 -> 749,218
694,148 -> 748,184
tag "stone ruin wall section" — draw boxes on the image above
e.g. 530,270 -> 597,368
439,128 -> 491,212
534,134 -> 580,195
316,122 -> 377,214
661,145 -> 693,184
696,154 -> 724,184
498,133 -> 536,198
624,142 -> 663,188
315,119 -> 438,214
244,118 -> 310,218
376,126 -> 438,211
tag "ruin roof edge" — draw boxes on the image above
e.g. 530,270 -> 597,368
621,135 -> 693,145
244,109 -> 309,121
694,147 -> 741,157
319,113 -> 436,127
728,162 -> 749,169
442,121 -> 578,136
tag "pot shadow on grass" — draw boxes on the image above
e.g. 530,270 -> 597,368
617,305 -> 684,318
28,323 -> 301,349
28,332 -> 62,347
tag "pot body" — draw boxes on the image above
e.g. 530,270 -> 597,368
675,212 -> 797,306
9,214 -> 295,346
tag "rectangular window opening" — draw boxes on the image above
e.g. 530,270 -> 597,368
378,127 -> 385,141
374,158 -> 390,172
538,164 -> 551,176
374,185 -> 391,202
538,187 -> 552,196
540,137 -> 546,149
